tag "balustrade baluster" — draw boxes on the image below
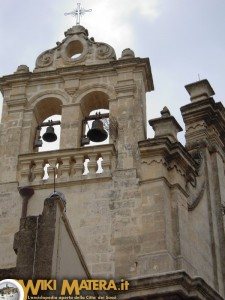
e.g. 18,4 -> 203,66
20,160 -> 32,184
32,159 -> 45,183
73,155 -> 85,177
47,158 -> 58,181
88,153 -> 98,175
59,156 -> 72,180
101,152 -> 111,175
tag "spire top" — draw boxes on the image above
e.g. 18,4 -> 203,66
64,3 -> 92,25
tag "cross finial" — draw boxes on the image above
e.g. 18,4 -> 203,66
64,3 -> 92,25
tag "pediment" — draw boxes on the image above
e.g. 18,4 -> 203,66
35,25 -> 116,71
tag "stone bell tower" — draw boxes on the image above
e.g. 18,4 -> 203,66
0,25 -> 153,272
0,24 -> 225,300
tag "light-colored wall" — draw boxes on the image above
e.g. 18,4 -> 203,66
51,200 -> 90,280
0,183 -> 21,268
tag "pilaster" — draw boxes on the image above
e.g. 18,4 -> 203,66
181,79 -> 225,297
138,110 -> 198,277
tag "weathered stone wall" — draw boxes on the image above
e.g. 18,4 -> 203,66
4,197 -> 91,280
0,183 -> 21,269
0,28 -> 153,272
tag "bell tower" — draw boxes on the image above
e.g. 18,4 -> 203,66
1,22 -> 225,300
0,25 -> 154,275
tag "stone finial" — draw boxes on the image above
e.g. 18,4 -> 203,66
185,79 -> 215,102
15,65 -> 30,73
149,107 -> 182,143
120,48 -> 135,60
64,25 -> 89,37
160,106 -> 171,117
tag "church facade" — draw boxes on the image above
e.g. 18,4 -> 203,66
0,25 -> 224,299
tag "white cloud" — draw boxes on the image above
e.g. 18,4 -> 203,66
80,0 -> 161,57
138,0 -> 160,18
96,0 -> 161,20
115,0 -> 161,19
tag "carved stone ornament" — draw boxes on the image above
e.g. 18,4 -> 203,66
34,25 -> 117,69
15,65 -> 30,73
36,49 -> 54,68
64,25 -> 88,37
120,48 -> 135,60
96,43 -> 116,60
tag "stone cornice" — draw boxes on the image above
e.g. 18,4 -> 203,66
0,58 -> 153,93
115,271 -> 223,299
0,73 -> 31,96
112,57 -> 154,92
181,97 -> 225,151
139,176 -> 189,197
0,72 -> 32,84
181,98 -> 225,127
138,137 -> 198,183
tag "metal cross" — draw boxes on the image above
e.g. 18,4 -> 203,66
64,3 -> 92,25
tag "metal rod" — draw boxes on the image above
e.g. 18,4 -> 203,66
53,167 -> 56,194
38,120 -> 61,129
84,113 -> 109,121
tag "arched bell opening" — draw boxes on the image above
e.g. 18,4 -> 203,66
80,91 -> 109,116
32,97 -> 62,152
80,91 -> 110,147
34,97 -> 62,122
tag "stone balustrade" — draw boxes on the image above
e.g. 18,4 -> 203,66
18,144 -> 116,187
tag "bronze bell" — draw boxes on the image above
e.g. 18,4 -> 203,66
87,119 -> 108,142
42,126 -> 57,142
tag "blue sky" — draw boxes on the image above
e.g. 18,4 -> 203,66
0,0 -> 225,141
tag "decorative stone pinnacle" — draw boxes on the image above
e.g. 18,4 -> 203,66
149,109 -> 182,143
64,3 -> 92,25
120,48 -> 135,60
185,79 -> 215,102
160,106 -> 171,117
15,65 -> 30,73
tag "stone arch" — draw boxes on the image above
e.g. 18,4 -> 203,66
72,83 -> 117,119
72,84 -> 116,146
28,90 -> 70,123
80,91 -> 110,117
